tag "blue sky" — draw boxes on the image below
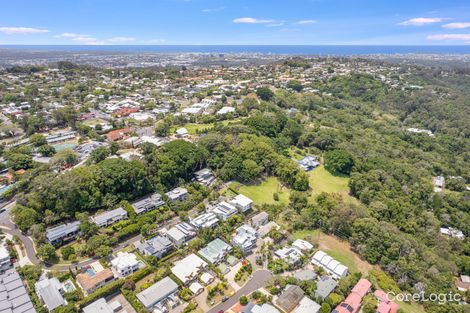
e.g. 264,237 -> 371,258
1,0 -> 470,45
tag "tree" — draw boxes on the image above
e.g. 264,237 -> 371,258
88,146 -> 110,164
320,302 -> 331,313
38,144 -> 56,157
38,244 -> 57,262
29,134 -> 47,147
256,87 -> 274,101
239,295 -> 248,305
13,206 -> 39,232
60,246 -> 75,261
240,159 -> 262,182
51,149 -> 79,168
324,149 -> 355,175
6,153 -> 33,170
287,80 -> 303,92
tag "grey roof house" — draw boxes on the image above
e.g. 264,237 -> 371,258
132,193 -> 165,215
315,275 -> 338,300
136,235 -> 174,259
46,221 -> 81,246
34,277 -> 66,311
0,268 -> 36,313
137,276 -> 179,309
91,207 -> 128,227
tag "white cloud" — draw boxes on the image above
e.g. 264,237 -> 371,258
202,7 -> 224,13
442,22 -> 470,29
233,17 -> 274,24
54,32 -> 103,45
0,27 -> 49,35
55,32 -> 88,38
266,22 -> 285,27
106,36 -> 136,43
296,20 -> 316,25
398,17 -> 445,26
148,39 -> 166,43
427,33 -> 470,40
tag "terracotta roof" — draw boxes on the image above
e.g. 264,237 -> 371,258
351,278 -> 371,298
106,127 -> 132,141
76,268 -> 114,292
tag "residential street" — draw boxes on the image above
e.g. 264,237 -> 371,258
207,270 -> 273,313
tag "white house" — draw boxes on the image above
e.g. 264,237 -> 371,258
110,252 -> 142,277
212,201 -> 238,220
292,239 -> 313,252
0,245 -> 11,272
311,250 -> 348,279
230,194 -> 253,213
171,254 -> 208,285
91,207 -> 128,227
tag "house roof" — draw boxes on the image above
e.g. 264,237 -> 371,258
198,238 -> 231,264
0,268 -> 36,313
171,254 -> 208,284
34,277 -> 66,311
315,276 -> 337,300
136,276 -> 179,308
76,268 -> 114,291
276,285 -> 304,313
91,207 -> 128,225
46,221 -> 81,242
294,296 -> 321,313
351,278 -> 371,298
83,298 -> 114,313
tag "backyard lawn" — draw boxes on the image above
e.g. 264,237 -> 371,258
229,177 -> 291,205
308,164 -> 350,196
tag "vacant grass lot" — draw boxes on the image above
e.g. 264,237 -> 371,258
308,165 -> 350,196
229,177 -> 291,205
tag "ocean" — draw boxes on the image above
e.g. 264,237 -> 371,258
1,45 -> 470,55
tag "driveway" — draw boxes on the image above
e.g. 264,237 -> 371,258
207,270 -> 273,313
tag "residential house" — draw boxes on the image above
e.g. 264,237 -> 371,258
456,275 -> 470,291
297,155 -> 320,171
132,193 -> 165,215
0,268 -> 36,313
166,223 -> 196,247
171,254 -> 208,285
275,247 -> 304,266
276,285 -> 305,313
293,269 -> 317,282
333,279 -> 371,313
216,106 -> 236,115
91,207 -> 128,227
46,221 -> 81,246
440,227 -> 465,240
76,268 -> 114,296
34,277 -> 67,311
251,211 -> 269,229
198,238 -> 232,264
232,224 -> 258,253
292,239 -> 313,252
189,282 -> 204,295
251,303 -> 280,313
190,212 -> 219,229
106,127 -> 132,142
175,127 -> 189,138
294,296 -> 321,313
212,201 -> 238,220
315,275 -> 338,300
165,187 -> 189,202
0,245 -> 11,273
83,298 -> 124,313
311,250 -> 348,279
136,276 -> 180,310
374,290 -> 399,313
195,168 -> 215,186
136,235 -> 173,259
110,252 -> 142,277
230,194 -> 253,213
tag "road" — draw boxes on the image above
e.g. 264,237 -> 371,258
0,200 -> 41,266
207,270 -> 273,313
0,200 -> 192,271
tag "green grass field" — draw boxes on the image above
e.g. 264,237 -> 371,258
174,119 -> 241,135
308,165 -> 350,196
292,229 -> 320,241
229,177 -> 291,205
